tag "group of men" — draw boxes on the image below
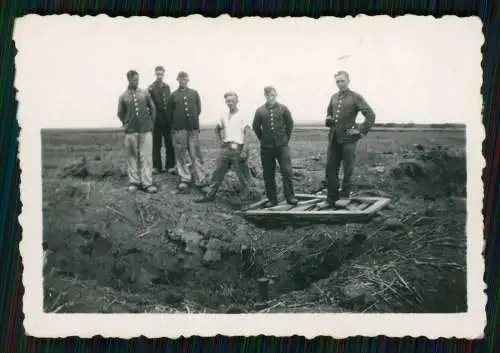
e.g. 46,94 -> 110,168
117,68 -> 375,208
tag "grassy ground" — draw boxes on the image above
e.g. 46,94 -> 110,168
42,127 -> 467,313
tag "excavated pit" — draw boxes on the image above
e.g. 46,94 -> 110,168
43,134 -> 467,313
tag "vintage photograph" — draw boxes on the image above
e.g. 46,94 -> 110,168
16,15 -> 485,338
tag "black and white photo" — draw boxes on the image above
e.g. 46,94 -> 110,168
15,14 -> 485,338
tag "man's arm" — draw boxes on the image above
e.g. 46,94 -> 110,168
147,92 -> 157,125
240,125 -> 252,160
252,110 -> 263,140
117,96 -> 127,125
325,95 -> 334,127
283,105 -> 294,141
214,117 -> 224,146
354,93 -> 376,135
166,93 -> 175,122
195,90 -> 202,117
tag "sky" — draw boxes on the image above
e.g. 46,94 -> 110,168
13,15 -> 483,128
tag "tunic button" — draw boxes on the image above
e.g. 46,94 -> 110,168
184,101 -> 188,105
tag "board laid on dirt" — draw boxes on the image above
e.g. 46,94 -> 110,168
236,193 -> 391,224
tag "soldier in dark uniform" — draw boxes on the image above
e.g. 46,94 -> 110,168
148,66 -> 176,175
166,71 -> 209,192
252,86 -> 298,207
325,70 -> 376,207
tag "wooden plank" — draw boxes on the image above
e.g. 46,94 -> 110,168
291,199 -> 323,212
356,201 -> 373,210
267,203 -> 296,212
335,199 -> 351,208
346,203 -> 362,211
267,197 -> 323,212
243,198 -> 391,217
295,194 -> 326,201
315,201 -> 331,210
243,199 -> 268,211
241,211 -> 374,224
362,197 -> 391,214
237,196 -> 392,224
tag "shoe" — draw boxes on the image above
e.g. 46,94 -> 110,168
194,195 -> 215,203
263,200 -> 278,208
287,198 -> 299,206
128,185 -> 138,192
167,167 -> 177,175
152,168 -> 161,175
178,182 -> 189,191
145,185 -> 158,193
326,199 -> 339,209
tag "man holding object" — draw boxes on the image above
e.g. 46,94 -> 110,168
325,70 -> 376,207
117,70 -> 158,193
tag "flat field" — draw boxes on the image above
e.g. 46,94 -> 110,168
42,127 -> 467,313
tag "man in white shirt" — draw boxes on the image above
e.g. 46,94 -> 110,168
195,91 -> 251,202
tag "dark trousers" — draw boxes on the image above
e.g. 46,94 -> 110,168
260,145 -> 295,203
207,145 -> 249,198
152,122 -> 175,171
326,138 -> 357,202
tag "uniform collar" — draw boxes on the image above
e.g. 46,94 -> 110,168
338,88 -> 351,97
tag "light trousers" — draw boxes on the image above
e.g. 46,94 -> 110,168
124,132 -> 153,187
172,129 -> 208,186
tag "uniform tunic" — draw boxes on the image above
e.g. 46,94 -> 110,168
325,89 -> 375,143
252,102 -> 293,148
117,88 -> 155,134
148,80 -> 171,125
166,87 -> 202,131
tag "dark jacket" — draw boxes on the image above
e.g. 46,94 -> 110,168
117,88 -> 155,133
166,87 -> 201,131
148,80 -> 171,125
252,102 -> 294,149
325,89 -> 376,144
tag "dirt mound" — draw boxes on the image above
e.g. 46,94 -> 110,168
389,148 -> 466,199
43,129 -> 467,313
59,156 -> 127,180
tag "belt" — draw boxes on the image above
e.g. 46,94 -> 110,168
223,142 -> 242,150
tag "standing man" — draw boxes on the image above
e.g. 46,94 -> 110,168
148,66 -> 176,175
195,91 -> 251,203
166,71 -> 208,192
117,70 -> 158,193
252,86 -> 298,207
324,70 -> 376,207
